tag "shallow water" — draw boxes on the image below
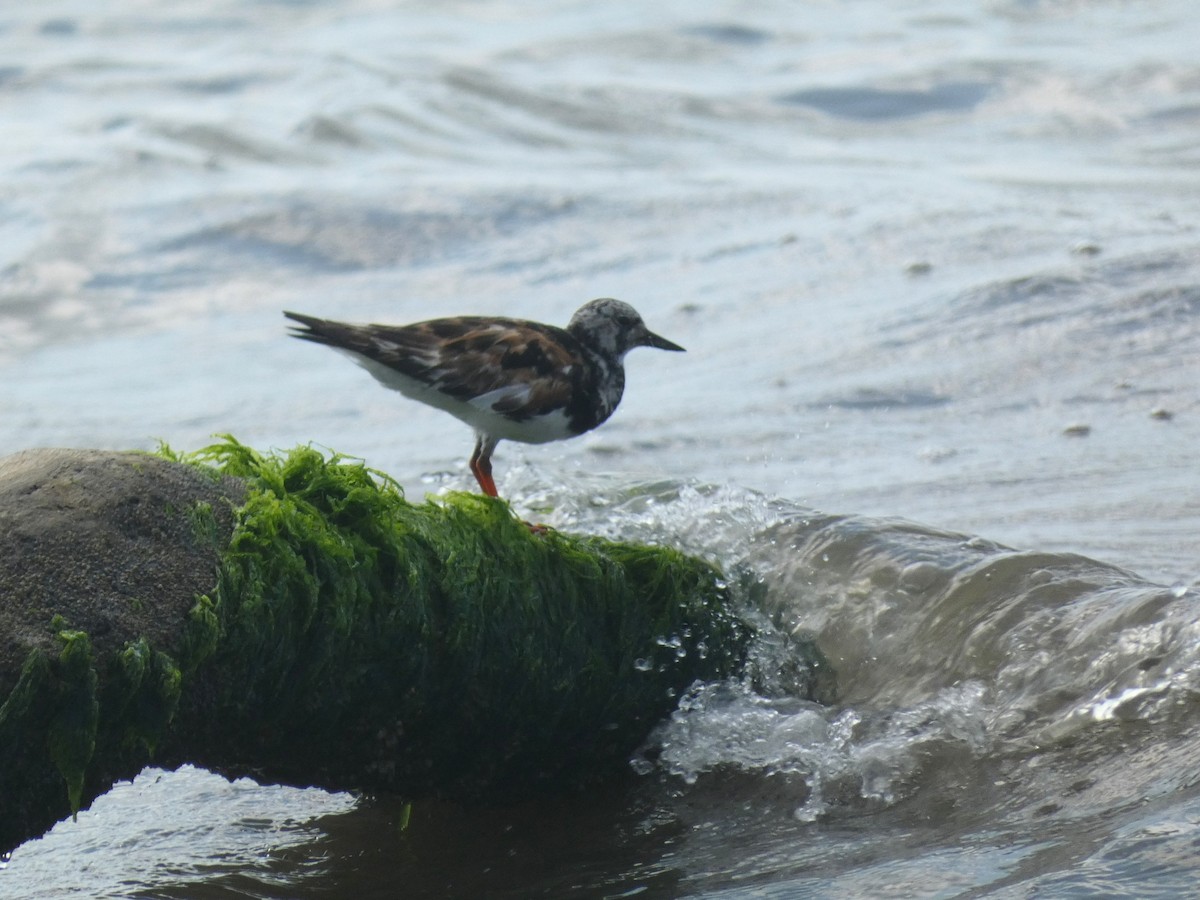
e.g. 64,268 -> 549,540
3,0 -> 1200,896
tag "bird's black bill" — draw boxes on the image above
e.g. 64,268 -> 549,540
643,330 -> 686,352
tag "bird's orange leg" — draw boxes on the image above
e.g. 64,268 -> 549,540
469,435 -> 499,498
468,434 -> 548,535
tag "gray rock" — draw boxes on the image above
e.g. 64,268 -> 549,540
0,449 -> 243,688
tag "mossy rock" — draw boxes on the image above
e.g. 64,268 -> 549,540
165,439 -> 752,798
0,448 -> 242,857
0,439 -> 758,856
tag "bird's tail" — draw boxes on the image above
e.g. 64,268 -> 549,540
283,310 -> 362,350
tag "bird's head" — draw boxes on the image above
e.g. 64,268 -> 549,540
567,298 -> 686,359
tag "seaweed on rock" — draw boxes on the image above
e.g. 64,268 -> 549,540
166,438 -> 753,797
0,439 -> 759,855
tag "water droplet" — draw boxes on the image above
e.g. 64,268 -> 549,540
629,756 -> 655,776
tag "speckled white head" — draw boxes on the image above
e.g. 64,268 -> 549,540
566,298 -> 685,359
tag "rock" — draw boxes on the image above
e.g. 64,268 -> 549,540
0,449 -> 244,687
0,442 -> 762,857
0,448 -> 245,856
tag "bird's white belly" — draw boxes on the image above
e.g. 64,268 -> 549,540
350,353 -> 577,445
484,406 -> 574,444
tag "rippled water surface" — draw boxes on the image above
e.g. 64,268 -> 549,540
3,0 -> 1199,896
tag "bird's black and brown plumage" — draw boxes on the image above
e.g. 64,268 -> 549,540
284,298 -> 685,497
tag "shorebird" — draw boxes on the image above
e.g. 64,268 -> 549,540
284,299 -> 685,497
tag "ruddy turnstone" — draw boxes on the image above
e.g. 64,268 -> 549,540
284,299 -> 685,497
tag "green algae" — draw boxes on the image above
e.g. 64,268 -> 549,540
0,646 -> 54,763
46,630 -> 99,818
105,638 -> 182,757
0,632 -> 95,853
167,437 -> 752,797
0,624 -> 184,847
0,646 -> 58,849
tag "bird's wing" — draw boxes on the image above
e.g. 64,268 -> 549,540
286,313 -> 581,421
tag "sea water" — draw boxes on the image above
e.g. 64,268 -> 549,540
3,1 -> 1199,896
